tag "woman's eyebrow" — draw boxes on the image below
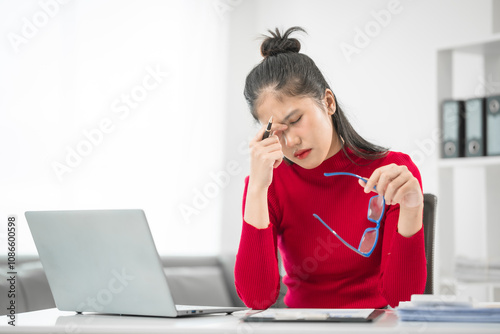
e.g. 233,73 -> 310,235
280,109 -> 299,124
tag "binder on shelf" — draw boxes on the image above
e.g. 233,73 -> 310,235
464,98 -> 487,157
486,95 -> 500,156
441,100 -> 465,158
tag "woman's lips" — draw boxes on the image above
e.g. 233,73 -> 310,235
294,149 -> 312,160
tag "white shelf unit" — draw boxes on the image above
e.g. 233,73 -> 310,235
436,34 -> 500,302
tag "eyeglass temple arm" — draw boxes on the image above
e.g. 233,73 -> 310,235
323,172 -> 379,192
312,214 -> 368,257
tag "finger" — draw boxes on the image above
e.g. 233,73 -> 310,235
271,123 -> 287,132
252,135 -> 280,151
364,164 -> 400,195
273,129 -> 284,140
384,170 -> 414,204
256,140 -> 283,161
264,142 -> 283,154
261,148 -> 283,169
378,165 -> 412,198
376,171 -> 399,198
358,178 -> 367,188
392,180 -> 423,208
250,124 -> 269,145
273,155 -> 283,169
271,125 -> 287,140
263,135 -> 282,148
363,169 -> 382,194
384,176 -> 409,205
250,122 -> 285,146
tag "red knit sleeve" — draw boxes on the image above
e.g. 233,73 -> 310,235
234,176 -> 281,309
378,153 -> 427,307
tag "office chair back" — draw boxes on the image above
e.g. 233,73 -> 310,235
422,193 -> 437,294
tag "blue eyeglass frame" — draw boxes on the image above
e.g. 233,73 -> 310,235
312,172 -> 386,257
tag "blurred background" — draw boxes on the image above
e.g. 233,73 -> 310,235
1,0 -> 499,299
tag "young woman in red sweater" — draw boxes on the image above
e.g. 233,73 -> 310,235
234,27 -> 426,309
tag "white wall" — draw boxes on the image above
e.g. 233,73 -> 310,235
220,0 -> 494,254
0,0 -> 229,256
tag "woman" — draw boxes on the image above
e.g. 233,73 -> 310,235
234,27 -> 426,309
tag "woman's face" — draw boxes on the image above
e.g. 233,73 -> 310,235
256,89 -> 341,169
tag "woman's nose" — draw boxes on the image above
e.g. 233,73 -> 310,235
284,131 -> 300,148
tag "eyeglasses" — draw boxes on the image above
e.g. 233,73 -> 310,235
312,172 -> 385,257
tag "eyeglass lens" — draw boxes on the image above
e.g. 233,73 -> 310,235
359,229 -> 378,253
368,195 -> 384,221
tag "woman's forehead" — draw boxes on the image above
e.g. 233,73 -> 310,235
255,93 -> 317,123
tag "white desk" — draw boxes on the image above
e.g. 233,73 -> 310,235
1,308 -> 499,334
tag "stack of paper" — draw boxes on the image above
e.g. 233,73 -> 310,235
396,294 -> 500,322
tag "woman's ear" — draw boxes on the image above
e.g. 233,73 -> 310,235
324,89 -> 336,115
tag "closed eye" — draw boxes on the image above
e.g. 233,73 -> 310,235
290,115 -> 302,125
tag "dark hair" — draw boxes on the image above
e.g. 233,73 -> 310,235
244,26 -> 388,162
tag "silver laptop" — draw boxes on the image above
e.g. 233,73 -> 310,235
25,209 -> 247,317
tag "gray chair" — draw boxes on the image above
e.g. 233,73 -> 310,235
423,193 -> 437,294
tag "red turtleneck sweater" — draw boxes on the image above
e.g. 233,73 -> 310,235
234,149 -> 426,309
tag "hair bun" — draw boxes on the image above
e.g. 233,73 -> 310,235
260,26 -> 306,58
